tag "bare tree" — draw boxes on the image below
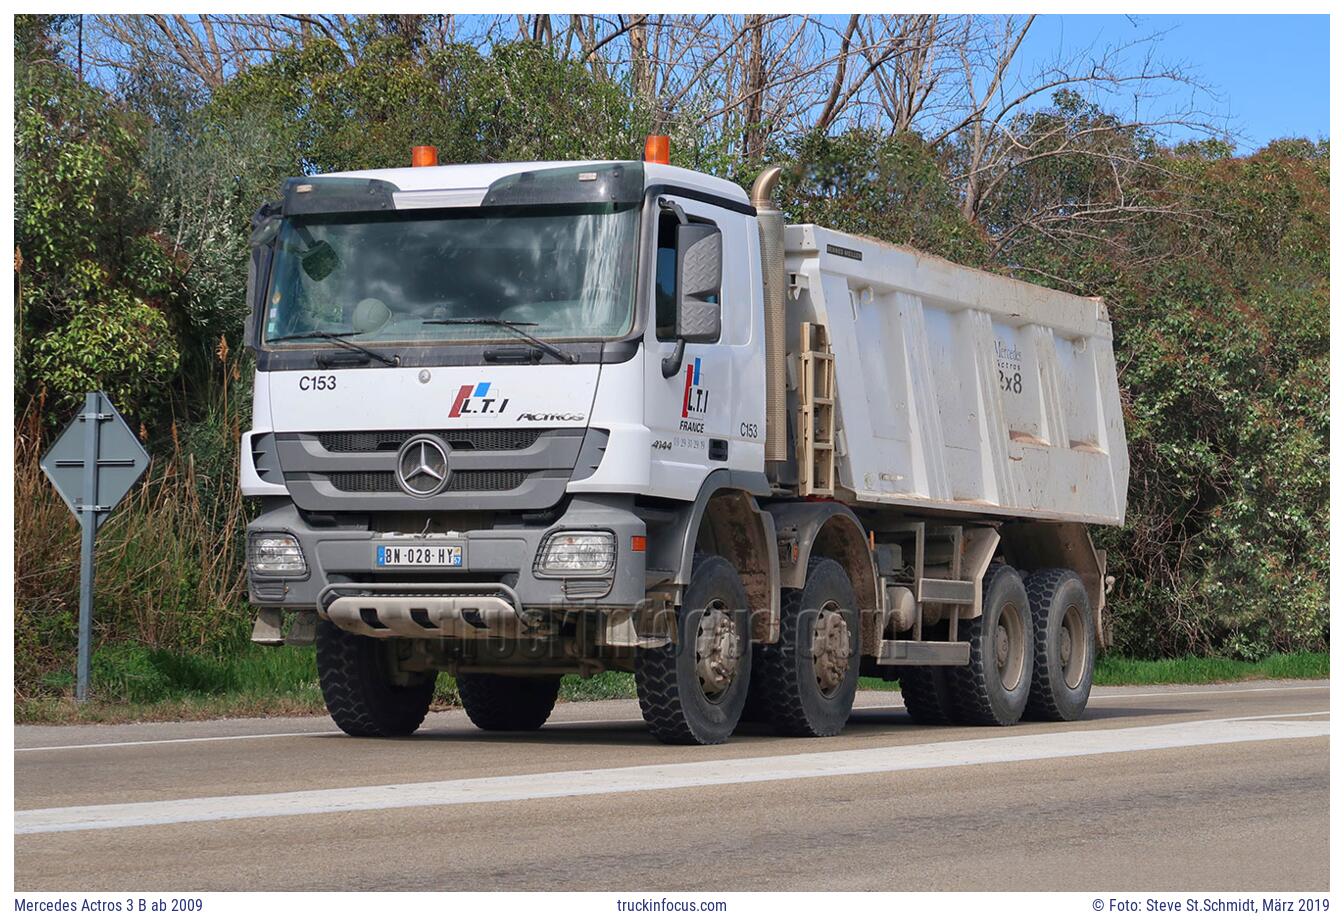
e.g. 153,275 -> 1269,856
923,16 -> 1220,227
77,12 -> 1224,245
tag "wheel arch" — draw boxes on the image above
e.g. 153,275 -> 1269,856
765,501 -> 880,656
640,471 -> 780,643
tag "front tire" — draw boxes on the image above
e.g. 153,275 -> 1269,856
316,621 -> 435,737
1023,568 -> 1095,721
457,673 -> 562,731
943,564 -> 1033,726
750,556 -> 860,737
635,554 -> 752,745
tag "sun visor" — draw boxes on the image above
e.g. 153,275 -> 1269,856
482,163 -> 644,209
281,176 -> 400,216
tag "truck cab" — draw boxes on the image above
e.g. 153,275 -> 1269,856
245,156 -> 767,604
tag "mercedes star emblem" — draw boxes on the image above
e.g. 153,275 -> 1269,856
395,436 -> 451,496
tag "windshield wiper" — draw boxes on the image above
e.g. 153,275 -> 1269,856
267,330 -> 400,367
422,318 -> 578,364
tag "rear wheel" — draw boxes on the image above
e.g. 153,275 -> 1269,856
943,564 -> 1033,726
897,666 -> 958,725
457,673 -> 562,731
1023,568 -> 1095,721
750,556 -> 860,737
316,621 -> 435,737
635,554 -> 752,745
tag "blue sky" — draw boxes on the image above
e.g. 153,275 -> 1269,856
1015,15 -> 1329,152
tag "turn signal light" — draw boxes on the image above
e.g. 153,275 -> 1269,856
411,145 -> 439,167
643,135 -> 670,165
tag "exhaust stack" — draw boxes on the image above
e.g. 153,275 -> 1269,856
752,166 -> 788,466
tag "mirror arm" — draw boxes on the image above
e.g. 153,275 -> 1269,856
661,338 -> 686,378
658,198 -> 688,224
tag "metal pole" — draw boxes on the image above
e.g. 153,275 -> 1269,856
76,392 -> 101,703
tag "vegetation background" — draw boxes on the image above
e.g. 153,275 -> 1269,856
13,14 -> 1328,710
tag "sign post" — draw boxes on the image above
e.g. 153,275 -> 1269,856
40,392 -> 150,702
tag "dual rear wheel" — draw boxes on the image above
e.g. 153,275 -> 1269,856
898,565 -> 1095,726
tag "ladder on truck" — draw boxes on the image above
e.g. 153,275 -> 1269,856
797,322 -> 836,497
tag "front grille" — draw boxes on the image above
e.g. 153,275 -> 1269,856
317,429 -> 544,453
327,470 -> 529,494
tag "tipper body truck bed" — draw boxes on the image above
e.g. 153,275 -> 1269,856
784,224 -> 1127,526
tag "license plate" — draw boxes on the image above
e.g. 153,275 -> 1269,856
376,545 -> 462,567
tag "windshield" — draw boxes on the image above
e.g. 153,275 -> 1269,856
262,204 -> 638,348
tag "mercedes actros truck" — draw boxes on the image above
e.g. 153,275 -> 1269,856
242,138 -> 1128,745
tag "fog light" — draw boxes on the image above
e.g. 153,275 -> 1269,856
249,533 -> 307,577
535,531 -> 615,576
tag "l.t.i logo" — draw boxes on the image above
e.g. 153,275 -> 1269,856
682,358 -> 709,418
450,381 -> 509,417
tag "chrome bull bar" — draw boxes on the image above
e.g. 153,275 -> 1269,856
318,582 -> 532,639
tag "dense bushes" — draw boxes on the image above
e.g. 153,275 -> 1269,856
12,18 -> 1328,703
15,32 -> 185,423
1095,142 -> 1330,658
14,352 -> 251,700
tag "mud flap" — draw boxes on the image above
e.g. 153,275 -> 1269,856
250,608 -> 285,646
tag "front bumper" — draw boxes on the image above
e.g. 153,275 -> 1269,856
246,497 -> 647,618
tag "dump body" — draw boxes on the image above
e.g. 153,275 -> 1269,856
784,224 -> 1128,526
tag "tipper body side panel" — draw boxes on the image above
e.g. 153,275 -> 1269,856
784,224 -> 1128,526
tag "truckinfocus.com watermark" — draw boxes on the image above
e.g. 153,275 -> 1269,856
615,897 -> 728,913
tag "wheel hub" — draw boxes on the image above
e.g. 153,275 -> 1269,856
694,605 -> 740,699
1061,604 -> 1088,690
811,604 -> 852,694
995,624 -> 1011,669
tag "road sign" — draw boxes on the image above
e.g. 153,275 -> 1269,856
41,392 -> 150,532
39,392 -> 151,702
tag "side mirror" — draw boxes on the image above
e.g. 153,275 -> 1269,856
245,205 -> 281,351
674,223 -> 722,343
249,216 -> 281,248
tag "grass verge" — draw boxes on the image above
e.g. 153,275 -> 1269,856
857,650 -> 1328,692
16,646 -> 1326,725
1091,651 -> 1328,685
16,643 -> 644,725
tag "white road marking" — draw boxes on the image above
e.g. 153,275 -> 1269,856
1093,684 -> 1330,701
13,729 -> 342,753
13,682 -> 1329,752
15,710 -> 1327,835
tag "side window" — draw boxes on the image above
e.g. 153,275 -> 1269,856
654,211 -> 678,340
655,207 -> 722,342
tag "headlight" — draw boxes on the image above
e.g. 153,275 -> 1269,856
535,531 -> 615,576
249,533 -> 308,576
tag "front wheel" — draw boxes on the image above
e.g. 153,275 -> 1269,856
316,621 -> 436,737
635,554 -> 752,745
457,673 -> 562,731
750,556 -> 860,737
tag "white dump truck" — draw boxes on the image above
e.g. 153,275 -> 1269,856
242,139 -> 1128,744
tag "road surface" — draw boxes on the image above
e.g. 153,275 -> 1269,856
14,680 -> 1329,891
